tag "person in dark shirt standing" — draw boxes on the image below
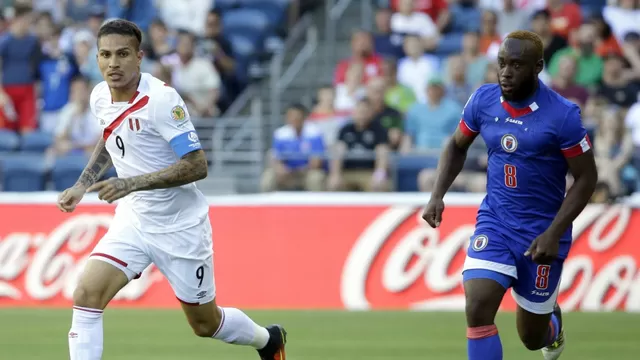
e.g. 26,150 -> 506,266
367,77 -> 403,150
0,4 -> 41,133
531,9 -> 567,66
328,98 -> 391,192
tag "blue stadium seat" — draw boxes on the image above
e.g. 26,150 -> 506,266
213,0 -> 238,11
227,32 -> 261,59
0,129 -> 19,152
20,131 -> 53,152
1,153 -> 47,191
238,0 -> 289,23
394,154 -> 439,192
223,8 -> 270,33
51,154 -> 89,191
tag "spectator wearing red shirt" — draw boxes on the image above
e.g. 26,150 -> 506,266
591,15 -> 623,57
334,31 -> 383,85
391,0 -> 448,22
0,4 -> 40,133
548,0 -> 582,40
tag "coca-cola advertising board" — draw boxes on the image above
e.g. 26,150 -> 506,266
0,192 -> 639,312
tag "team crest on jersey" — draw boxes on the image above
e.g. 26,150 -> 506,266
188,132 -> 199,142
171,105 -> 186,121
471,235 -> 489,251
501,134 -> 518,153
128,118 -> 142,132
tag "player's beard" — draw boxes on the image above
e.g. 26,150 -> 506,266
501,75 -> 537,102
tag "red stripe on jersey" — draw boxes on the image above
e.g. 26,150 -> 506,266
562,135 -> 592,158
103,96 -> 149,141
135,118 -> 140,131
459,119 -> 478,137
128,118 -> 133,131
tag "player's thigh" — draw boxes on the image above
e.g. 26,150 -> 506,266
462,232 -> 515,326
78,221 -> 152,309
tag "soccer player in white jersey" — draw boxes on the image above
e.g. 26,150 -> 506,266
57,19 -> 287,360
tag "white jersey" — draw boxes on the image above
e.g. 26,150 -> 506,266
90,73 -> 209,233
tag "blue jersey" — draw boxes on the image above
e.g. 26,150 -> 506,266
459,81 -> 591,258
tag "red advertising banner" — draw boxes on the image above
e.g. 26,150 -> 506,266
0,200 -> 638,311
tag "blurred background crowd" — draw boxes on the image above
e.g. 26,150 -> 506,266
0,0 -> 638,203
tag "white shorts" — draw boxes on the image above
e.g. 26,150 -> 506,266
91,212 -> 215,305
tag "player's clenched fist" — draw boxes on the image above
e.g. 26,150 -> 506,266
422,197 -> 445,228
525,231 -> 560,265
87,177 -> 133,204
57,186 -> 86,212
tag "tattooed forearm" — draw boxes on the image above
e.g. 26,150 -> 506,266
75,138 -> 113,189
126,150 -> 208,192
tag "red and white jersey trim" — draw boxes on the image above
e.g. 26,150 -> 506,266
562,135 -> 592,158
459,119 -> 478,137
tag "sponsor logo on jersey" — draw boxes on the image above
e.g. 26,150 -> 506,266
505,117 -> 523,125
501,134 -> 518,153
188,132 -> 199,143
471,235 -> 489,251
171,105 -> 186,121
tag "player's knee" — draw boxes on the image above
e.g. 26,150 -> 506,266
190,315 -> 222,338
72,285 -> 105,309
519,333 -> 546,351
465,292 -> 502,327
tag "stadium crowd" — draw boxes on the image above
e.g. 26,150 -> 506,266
263,0 -> 640,202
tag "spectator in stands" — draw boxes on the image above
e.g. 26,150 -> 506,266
446,55 -> 474,106
442,0 -> 481,34
603,0 -> 640,43
591,15 -> 623,58
397,35 -> 439,103
334,30 -> 383,86
596,53 -> 640,108
391,0 -> 440,52
380,57 -> 416,113
143,19 -> 174,62
496,0 -> 530,37
367,77 -> 403,150
548,24 -> 603,88
34,11 -> 55,48
550,55 -> 589,108
373,7 -> 405,59
479,10 -> 501,56
72,29 -> 102,86
547,0 -> 582,40
0,4 -> 40,134
595,107 -> 633,196
161,30 -> 221,118
335,62 -> 366,112
483,61 -> 498,84
106,0 -> 156,33
329,98 -> 390,192
201,9 -> 238,112
39,24 -> 79,133
261,103 -> 325,192
156,0 -> 212,37
48,76 -> 101,157
621,31 -> 640,80
531,9 -> 568,66
65,0 -> 102,23
401,77 -> 462,152
308,85 -> 349,148
390,0 -> 448,23
445,31 -> 488,87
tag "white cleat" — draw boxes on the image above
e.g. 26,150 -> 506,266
541,328 -> 565,360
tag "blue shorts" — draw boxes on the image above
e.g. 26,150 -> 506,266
462,230 -> 564,314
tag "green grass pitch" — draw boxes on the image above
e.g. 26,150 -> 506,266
1,309 -> 638,359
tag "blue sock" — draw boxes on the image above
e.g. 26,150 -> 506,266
467,325 -> 503,360
545,314 -> 560,346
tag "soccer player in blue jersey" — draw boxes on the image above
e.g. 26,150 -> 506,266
423,30 -> 598,360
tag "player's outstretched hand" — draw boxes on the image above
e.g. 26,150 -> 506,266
524,232 -> 560,265
86,177 -> 133,204
57,186 -> 86,213
422,197 -> 445,228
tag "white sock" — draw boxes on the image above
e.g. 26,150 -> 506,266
69,306 -> 104,360
212,307 -> 270,349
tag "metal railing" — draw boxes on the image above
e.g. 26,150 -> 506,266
269,14 -> 319,134
324,0 -> 374,68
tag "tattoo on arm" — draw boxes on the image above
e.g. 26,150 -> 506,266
126,150 -> 208,192
75,138 -> 113,189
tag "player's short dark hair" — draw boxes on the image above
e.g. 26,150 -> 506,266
505,30 -> 544,62
287,103 -> 308,114
97,19 -> 143,50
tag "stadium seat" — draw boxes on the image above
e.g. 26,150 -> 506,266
227,32 -> 262,59
223,8 -> 270,33
51,154 -> 89,191
1,153 -> 47,191
213,0 -> 238,11
20,131 -> 53,152
0,129 -> 19,152
394,154 -> 439,192
238,0 -> 289,23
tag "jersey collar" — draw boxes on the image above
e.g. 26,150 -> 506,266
500,96 -> 539,118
